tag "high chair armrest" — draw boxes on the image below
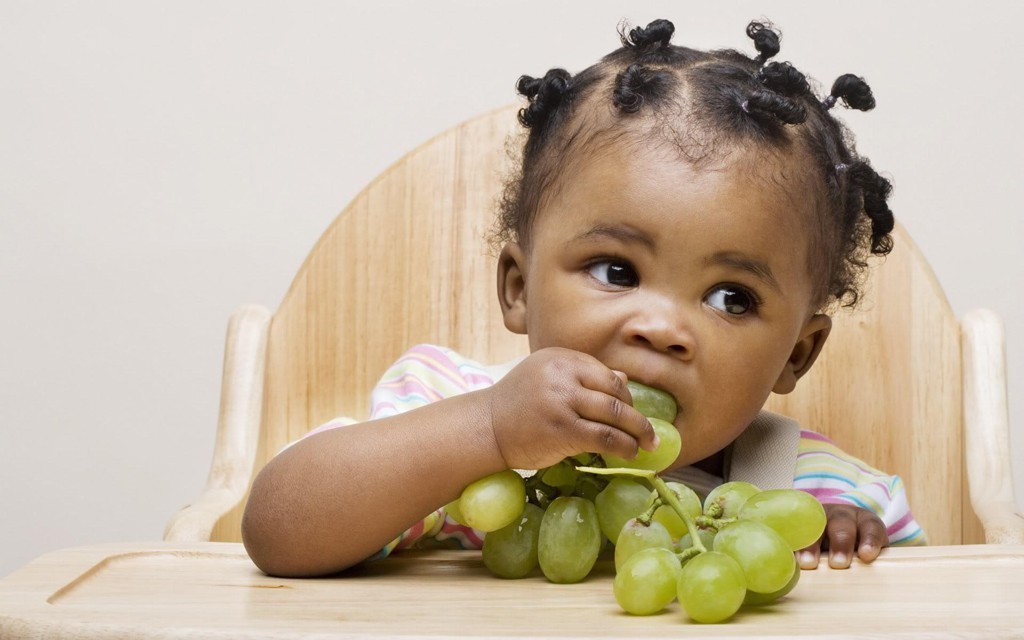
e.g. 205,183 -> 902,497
164,305 -> 271,542
961,308 -> 1024,544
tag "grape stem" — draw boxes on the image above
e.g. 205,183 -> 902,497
705,501 -> 725,519
637,498 -> 661,526
575,466 -> 708,554
677,546 -> 702,564
695,515 -> 737,531
649,476 -> 707,554
575,466 -> 654,480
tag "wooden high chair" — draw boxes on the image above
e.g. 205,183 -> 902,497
164,106 -> 1023,548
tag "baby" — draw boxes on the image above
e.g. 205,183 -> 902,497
242,18 -> 923,578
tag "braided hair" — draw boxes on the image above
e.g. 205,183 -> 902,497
496,18 -> 893,309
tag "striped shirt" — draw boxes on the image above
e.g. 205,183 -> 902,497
795,431 -> 925,545
306,344 -> 926,559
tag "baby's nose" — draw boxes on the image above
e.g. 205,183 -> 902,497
624,302 -> 695,358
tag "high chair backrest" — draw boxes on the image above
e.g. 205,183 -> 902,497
170,106 -> 1019,547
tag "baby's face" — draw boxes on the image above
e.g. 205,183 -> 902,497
503,141 -> 827,470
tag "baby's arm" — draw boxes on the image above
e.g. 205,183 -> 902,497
793,430 -> 926,569
241,346 -> 655,577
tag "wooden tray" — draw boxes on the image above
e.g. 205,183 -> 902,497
2,542 -> 1023,638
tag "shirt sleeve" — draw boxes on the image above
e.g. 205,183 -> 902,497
793,429 -> 927,546
367,343 -> 498,419
302,344 -> 497,560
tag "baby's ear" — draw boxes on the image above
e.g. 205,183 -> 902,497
773,314 -> 831,394
496,243 -> 528,334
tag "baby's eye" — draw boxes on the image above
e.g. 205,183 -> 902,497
587,260 -> 639,287
706,286 -> 759,315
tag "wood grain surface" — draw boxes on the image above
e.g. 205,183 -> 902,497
2,542 -> 1023,639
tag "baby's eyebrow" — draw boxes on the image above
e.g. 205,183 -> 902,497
571,224 -> 655,249
704,252 -> 781,293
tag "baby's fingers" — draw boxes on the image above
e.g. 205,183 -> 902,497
571,417 -> 649,461
573,364 -> 658,451
570,391 -> 653,456
797,543 -> 821,570
822,505 -> 859,568
854,508 -> 889,563
820,504 -> 890,568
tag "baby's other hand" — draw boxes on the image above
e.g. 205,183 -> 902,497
486,347 -> 657,470
797,503 -> 889,569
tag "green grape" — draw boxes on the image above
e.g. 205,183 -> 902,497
482,503 -> 544,579
743,555 -> 800,606
595,477 -> 651,543
652,506 -> 686,540
614,517 -> 673,571
626,380 -> 677,423
703,481 -> 761,518
459,469 -> 526,532
571,452 -> 597,465
443,498 -> 468,526
677,551 -> 746,624
541,460 -> 578,494
602,417 -> 681,472
572,473 -> 607,502
713,520 -> 795,594
537,496 -> 602,583
738,489 -> 827,551
613,547 -> 682,615
678,527 -> 716,554
646,481 -> 702,540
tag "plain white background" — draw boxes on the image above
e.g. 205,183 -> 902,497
1,1 -> 1021,578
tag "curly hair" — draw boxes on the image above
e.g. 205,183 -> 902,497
495,18 -> 893,309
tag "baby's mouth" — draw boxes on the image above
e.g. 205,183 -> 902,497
626,379 -> 679,424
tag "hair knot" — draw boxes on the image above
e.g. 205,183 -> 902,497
756,61 -> 809,98
621,19 -> 675,49
848,161 -> 894,254
516,68 -> 572,128
741,89 -> 806,125
612,63 -> 674,114
746,21 -> 781,63
828,74 -> 876,111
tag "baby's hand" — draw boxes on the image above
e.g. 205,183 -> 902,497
485,347 -> 657,470
797,503 -> 889,569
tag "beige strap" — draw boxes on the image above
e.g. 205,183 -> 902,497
725,410 -> 801,490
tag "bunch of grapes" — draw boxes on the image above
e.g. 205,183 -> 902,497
444,382 -> 826,624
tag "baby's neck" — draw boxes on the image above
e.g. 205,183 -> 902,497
692,450 -> 726,478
